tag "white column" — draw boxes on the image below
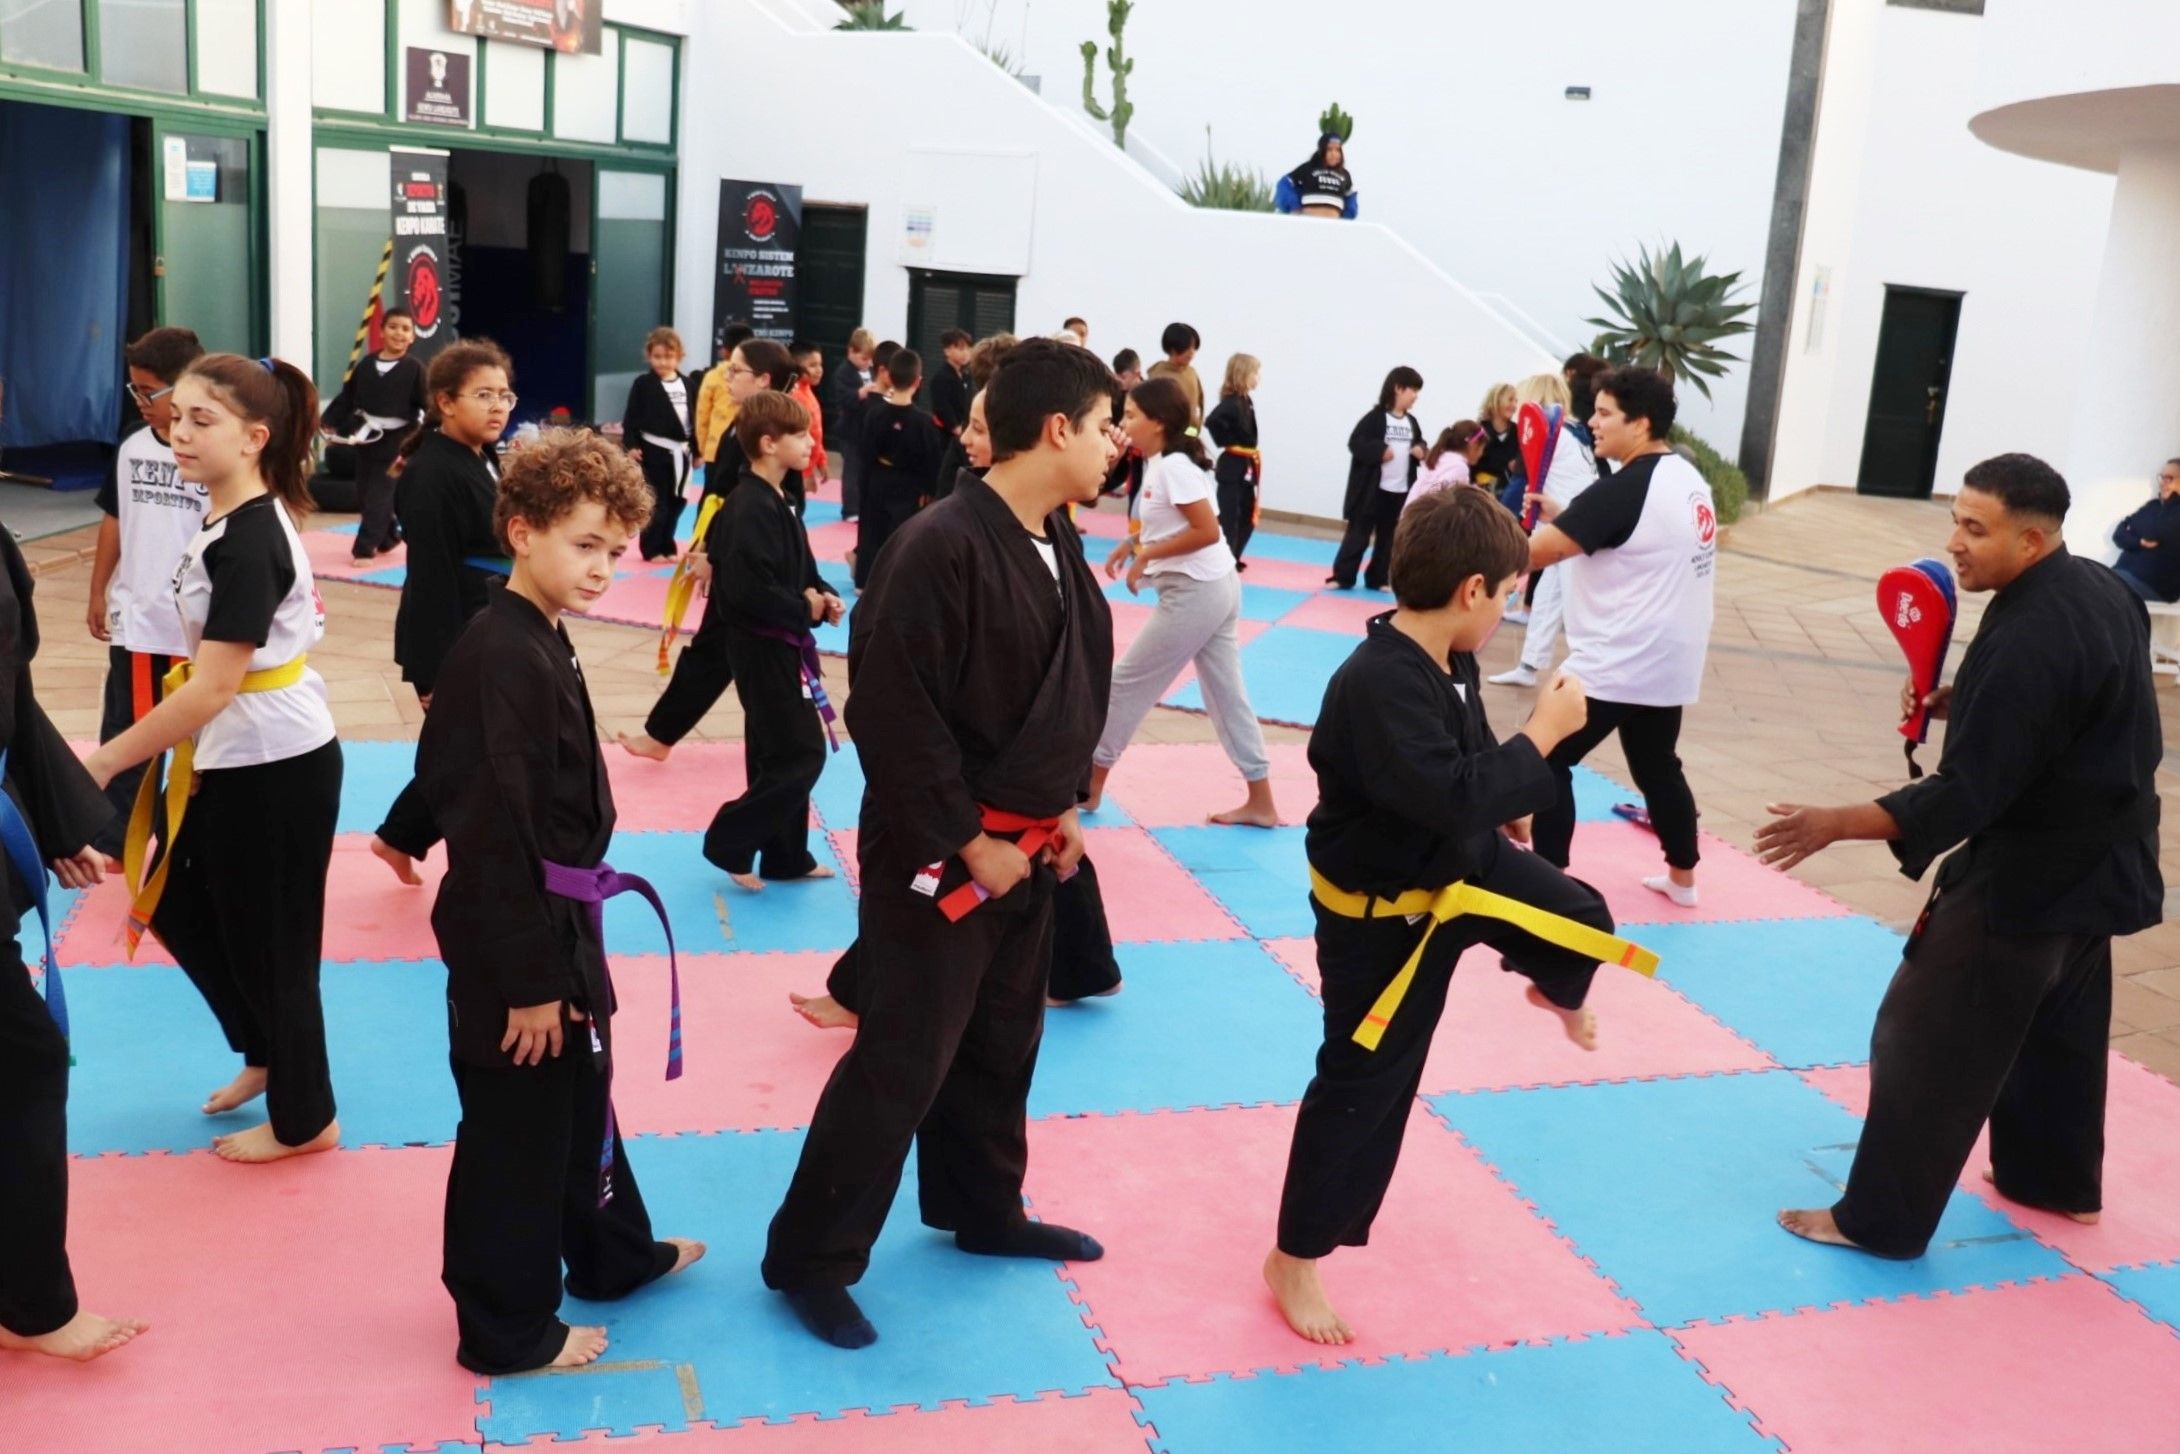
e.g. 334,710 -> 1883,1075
264,0 -> 316,366
2065,144 -> 2180,560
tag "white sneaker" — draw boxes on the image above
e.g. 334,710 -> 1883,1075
1488,665 -> 1538,688
1642,875 -> 1699,909
1503,608 -> 1531,626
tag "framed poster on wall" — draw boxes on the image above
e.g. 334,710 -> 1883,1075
714,179 -> 803,356
447,0 -> 603,56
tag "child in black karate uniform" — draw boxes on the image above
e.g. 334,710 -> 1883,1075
418,430 -> 703,1374
1266,487 -> 1617,1346
321,308 -> 428,559
701,391 -> 844,889
623,327 -> 695,561
852,349 -> 946,590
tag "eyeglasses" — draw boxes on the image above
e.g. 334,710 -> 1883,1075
126,381 -> 174,406
462,390 -> 518,408
725,365 -> 758,381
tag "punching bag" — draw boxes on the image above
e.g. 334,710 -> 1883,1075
527,164 -> 572,312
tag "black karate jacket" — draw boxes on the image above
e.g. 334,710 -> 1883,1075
2112,494 -> 2180,601
1875,546 -> 2163,937
823,356 -> 869,438
393,429 -> 501,696
1206,394 -> 1259,488
1343,408 -> 1426,521
321,355 -> 427,438
857,402 -> 946,501
928,364 -> 971,437
0,530 -> 111,926
701,433 -> 806,519
621,371 -> 692,448
418,590 -> 618,1066
1306,614 -> 1556,899
709,468 -> 838,634
844,474 -> 1113,873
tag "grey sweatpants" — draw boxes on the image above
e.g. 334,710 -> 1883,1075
1094,568 -> 1270,780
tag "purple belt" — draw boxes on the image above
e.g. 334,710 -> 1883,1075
749,622 -> 841,753
541,858 -> 682,1205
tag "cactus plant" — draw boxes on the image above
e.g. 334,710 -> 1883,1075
1080,0 -> 1136,148
1317,102 -> 1354,142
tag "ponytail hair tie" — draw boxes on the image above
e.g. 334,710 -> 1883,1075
258,357 -> 276,374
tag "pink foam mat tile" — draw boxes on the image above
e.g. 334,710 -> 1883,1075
5,1145 -> 483,1454
1232,556 -> 1335,593
1105,599 -> 1157,662
611,951 -> 848,1135
804,519 -> 859,562
303,528 -> 398,582
483,1388 -> 1153,1451
1567,822 -> 1853,926
1082,826 -> 1246,942
605,742 -> 750,833
1801,1054 -> 2180,1273
1277,589 -> 1396,637
1075,502 -> 1131,540
1023,1103 -> 1646,1385
1672,1275 -> 2180,1454
1273,940 -> 1776,1094
1097,742 -> 1318,828
593,567 -> 682,634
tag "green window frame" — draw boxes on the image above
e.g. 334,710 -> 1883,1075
0,0 -> 267,114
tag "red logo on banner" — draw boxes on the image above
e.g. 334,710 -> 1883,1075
1693,497 -> 1717,544
408,253 -> 443,330
744,194 -> 778,242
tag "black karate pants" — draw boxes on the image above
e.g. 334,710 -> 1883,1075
1533,700 -> 1701,873
442,1049 -> 677,1373
852,479 -> 922,591
763,857 -> 1056,1289
1832,855 -> 2112,1259
1216,462 -> 1257,563
645,598 -> 734,746
839,446 -> 863,519
352,436 -> 405,558
93,646 -> 175,857
637,448 -> 689,562
1277,836 -> 1609,1259
1330,491 -> 1405,590
701,630 -> 823,879
0,939 -> 76,1337
152,739 -> 342,1147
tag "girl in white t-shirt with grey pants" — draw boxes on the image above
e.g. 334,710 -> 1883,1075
1084,376 -> 1279,827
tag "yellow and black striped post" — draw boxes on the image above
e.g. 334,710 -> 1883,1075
344,240 -> 395,379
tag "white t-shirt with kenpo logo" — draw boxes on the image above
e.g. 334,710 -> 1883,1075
98,426 -> 208,657
1552,450 -> 1716,707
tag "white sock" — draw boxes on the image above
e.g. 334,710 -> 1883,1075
1642,874 -> 1699,908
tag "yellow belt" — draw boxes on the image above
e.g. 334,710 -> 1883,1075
122,655 -> 310,958
1308,864 -> 1659,1051
658,492 -> 727,674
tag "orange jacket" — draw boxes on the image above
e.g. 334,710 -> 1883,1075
791,376 -> 828,479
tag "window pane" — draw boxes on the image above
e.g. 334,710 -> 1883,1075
1,0 -> 88,72
310,0 -> 384,114
99,0 -> 188,93
193,0 -> 257,99
621,36 -> 672,144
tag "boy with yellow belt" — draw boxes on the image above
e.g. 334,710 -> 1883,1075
1265,486 -> 1653,1345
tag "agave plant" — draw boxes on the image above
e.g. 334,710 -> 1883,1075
1318,101 -> 1354,142
834,2 -> 909,30
1180,128 -> 1274,213
1585,242 -> 1755,400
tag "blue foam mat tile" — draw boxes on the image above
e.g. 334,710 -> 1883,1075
1232,532 -> 1340,568
1133,1332 -> 1776,1454
1147,826 -> 1311,940
598,832 -> 857,955
807,744 -> 866,833
357,564 -> 408,588
1642,916 -> 1903,1069
1162,626 -> 1350,727
1029,940 -> 1319,1118
1567,765 -> 1639,823
1236,583 -> 1314,623
1430,1071 -> 2069,1328
324,521 -> 360,536
64,959 -> 459,1156
475,1130 -> 1117,1443
2105,1261 -> 2180,1337
336,738 -> 425,835
803,497 -> 843,528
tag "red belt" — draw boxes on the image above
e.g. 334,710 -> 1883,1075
934,807 -> 1062,921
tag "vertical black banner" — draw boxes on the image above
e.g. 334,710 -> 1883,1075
389,147 -> 454,363
714,179 -> 802,357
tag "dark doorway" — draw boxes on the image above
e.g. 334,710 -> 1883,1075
905,269 -> 1017,375
797,204 -> 867,369
1857,286 -> 1962,499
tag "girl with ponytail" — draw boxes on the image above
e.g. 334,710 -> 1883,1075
84,353 -> 345,1166
1085,375 -> 1280,829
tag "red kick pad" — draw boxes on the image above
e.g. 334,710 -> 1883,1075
1568,822 -> 1854,926
1674,1275 -> 2180,1454
1023,1103 -> 1643,1384
1802,1054 -> 2180,1272
4,1147 -> 480,1454
519,1387 -> 1154,1452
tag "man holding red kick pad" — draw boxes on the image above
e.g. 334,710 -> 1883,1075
1756,453 -> 2162,1259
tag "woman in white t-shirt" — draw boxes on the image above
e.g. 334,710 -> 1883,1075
85,353 -> 343,1165
1085,376 -> 1279,827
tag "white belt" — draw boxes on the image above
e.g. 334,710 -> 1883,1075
642,433 -> 692,479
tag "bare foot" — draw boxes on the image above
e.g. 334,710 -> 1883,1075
617,731 -> 671,763
1777,1206 -> 1862,1248
368,835 -> 423,887
202,1066 -> 267,1115
789,864 -> 836,881
212,1119 -> 340,1164
0,1311 -> 150,1362
550,1324 -> 609,1368
789,992 -> 860,1030
1525,985 -> 1598,1051
728,871 -> 765,893
1982,1167 -> 2101,1224
1262,1249 -> 1353,1345
1209,803 -> 1281,828
666,1236 -> 707,1274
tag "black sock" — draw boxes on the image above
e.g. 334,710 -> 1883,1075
779,1286 -> 877,1349
955,1220 -> 1104,1262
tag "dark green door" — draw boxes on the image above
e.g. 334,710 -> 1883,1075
1857,286 -> 1961,499
904,269 -> 1016,403
797,204 -> 866,370
151,118 -> 263,356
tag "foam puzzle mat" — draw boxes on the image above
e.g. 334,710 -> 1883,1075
27,739 -> 2180,1452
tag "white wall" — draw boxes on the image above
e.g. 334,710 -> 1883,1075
678,4 -> 1558,520
899,0 -> 1798,450
1770,2 -> 2112,503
